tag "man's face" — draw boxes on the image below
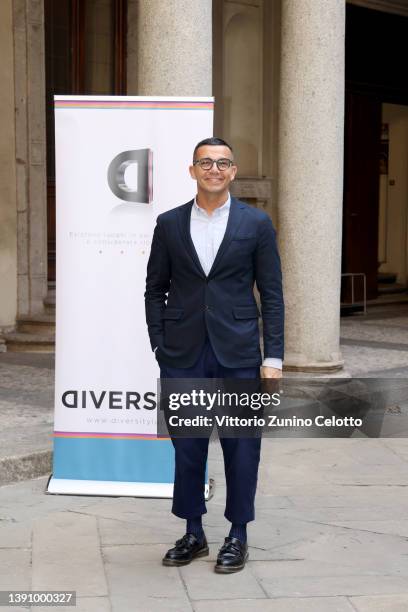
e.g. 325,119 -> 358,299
189,145 -> 237,195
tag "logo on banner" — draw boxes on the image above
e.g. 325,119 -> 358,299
62,390 -> 156,410
107,149 -> 153,203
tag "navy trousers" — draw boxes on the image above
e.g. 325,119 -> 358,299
159,339 -> 261,524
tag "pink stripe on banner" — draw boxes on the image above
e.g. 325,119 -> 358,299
55,100 -> 213,110
53,431 -> 165,440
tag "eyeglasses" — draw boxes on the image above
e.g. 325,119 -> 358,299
193,157 -> 235,171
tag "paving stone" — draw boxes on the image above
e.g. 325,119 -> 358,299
0,549 -> 31,590
179,561 -> 265,600
1,309 -> 408,608
260,503 -> 408,523
98,517 -> 178,546
249,558 -> 390,578
283,485 -> 408,509
111,594 -> 193,611
364,316 -> 408,329
103,548 -> 188,600
250,518 -> 408,575
326,519 -> 408,538
349,593 -> 408,611
0,520 -> 31,548
32,511 -> 108,597
0,477 -> 120,523
259,439 -> 408,488
341,322 -> 408,344
251,570 -> 408,598
340,345 -> 408,376
193,596 -> 355,611
103,542 -> 175,564
36,596 -> 111,612
73,495 -> 174,525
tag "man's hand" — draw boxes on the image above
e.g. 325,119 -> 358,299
261,366 -> 282,379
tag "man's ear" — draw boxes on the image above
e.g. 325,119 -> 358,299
189,165 -> 196,180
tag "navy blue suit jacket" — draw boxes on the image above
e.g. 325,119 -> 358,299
144,197 -> 284,368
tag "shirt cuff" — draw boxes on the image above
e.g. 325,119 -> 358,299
262,358 -> 282,370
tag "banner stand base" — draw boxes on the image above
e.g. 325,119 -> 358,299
46,475 -> 211,500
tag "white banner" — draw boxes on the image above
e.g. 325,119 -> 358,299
47,96 -> 213,496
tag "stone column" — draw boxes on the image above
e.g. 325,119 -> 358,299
0,0 -> 17,328
137,0 -> 212,96
13,0 -> 48,317
278,0 -> 345,371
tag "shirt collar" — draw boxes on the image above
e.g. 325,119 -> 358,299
193,193 -> 231,217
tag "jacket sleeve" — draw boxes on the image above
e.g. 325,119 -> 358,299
254,214 -> 285,360
144,216 -> 171,351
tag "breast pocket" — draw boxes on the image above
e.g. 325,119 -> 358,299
233,235 -> 256,242
229,236 -> 257,256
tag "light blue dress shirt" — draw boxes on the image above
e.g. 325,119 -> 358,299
191,194 -> 282,370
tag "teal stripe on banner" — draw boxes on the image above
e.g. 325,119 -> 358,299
53,438 -> 175,483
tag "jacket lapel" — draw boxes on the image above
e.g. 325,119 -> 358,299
207,197 -> 245,278
176,197 -> 245,279
177,200 -> 207,278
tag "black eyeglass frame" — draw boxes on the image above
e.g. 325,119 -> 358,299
193,157 -> 236,171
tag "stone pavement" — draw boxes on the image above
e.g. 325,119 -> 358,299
2,438 -> 408,612
1,303 -> 408,611
0,353 -> 53,485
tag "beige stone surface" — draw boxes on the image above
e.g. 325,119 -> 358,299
36,598 -> 111,612
2,232 -> 408,612
278,0 -> 345,370
12,0 -> 48,317
180,560 -> 265,600
137,0 -> 212,96
193,598 -> 354,612
0,549 -> 31,590
350,594 -> 408,611
32,511 -> 108,596
1,433 -> 408,608
0,0 -> 17,327
126,0 -> 139,94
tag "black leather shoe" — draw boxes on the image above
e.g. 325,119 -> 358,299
214,537 -> 248,573
162,533 -> 209,566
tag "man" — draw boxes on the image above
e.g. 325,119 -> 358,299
145,137 -> 284,573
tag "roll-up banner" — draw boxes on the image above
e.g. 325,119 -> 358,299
47,96 -> 214,496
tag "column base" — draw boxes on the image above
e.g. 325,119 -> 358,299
283,354 -> 345,373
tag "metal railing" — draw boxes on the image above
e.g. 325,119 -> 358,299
341,272 -> 367,315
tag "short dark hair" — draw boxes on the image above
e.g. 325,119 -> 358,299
193,137 -> 233,160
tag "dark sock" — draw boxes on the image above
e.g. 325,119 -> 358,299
229,523 -> 247,544
186,516 -> 204,541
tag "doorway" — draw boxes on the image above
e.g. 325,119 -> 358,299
378,104 -> 408,296
342,2 -> 408,310
44,0 -> 127,282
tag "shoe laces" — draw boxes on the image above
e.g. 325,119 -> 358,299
220,538 -> 242,555
175,533 -> 196,548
